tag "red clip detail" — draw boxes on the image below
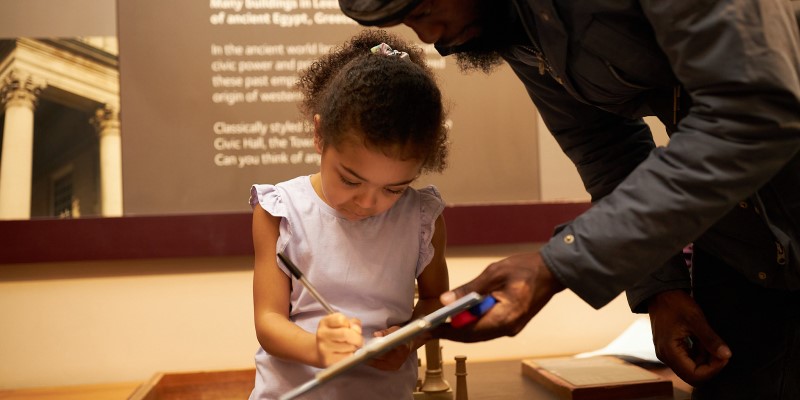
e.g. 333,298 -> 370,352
451,310 -> 479,328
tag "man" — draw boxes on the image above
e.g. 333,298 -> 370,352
338,0 -> 800,398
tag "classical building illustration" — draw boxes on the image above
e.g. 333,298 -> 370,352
0,37 -> 121,219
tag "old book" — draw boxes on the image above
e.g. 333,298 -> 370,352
521,356 -> 673,400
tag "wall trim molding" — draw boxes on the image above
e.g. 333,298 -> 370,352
0,202 -> 591,264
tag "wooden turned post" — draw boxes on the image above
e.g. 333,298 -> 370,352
455,355 -> 468,400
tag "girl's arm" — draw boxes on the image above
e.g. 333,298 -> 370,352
252,206 -> 362,368
413,214 -> 450,319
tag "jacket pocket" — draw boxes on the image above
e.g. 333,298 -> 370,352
580,17 -> 674,88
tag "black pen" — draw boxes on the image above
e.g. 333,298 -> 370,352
277,252 -> 336,314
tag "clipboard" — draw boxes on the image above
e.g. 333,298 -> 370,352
279,292 -> 487,400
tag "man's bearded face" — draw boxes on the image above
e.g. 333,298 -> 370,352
450,0 -> 512,74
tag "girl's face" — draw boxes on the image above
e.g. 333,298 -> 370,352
313,130 -> 422,221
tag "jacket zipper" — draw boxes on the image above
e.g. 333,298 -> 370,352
777,241 -> 788,265
520,45 -> 564,86
511,0 -> 563,84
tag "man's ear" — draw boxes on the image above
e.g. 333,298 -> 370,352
313,114 -> 323,153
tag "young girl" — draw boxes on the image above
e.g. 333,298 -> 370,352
249,29 -> 451,400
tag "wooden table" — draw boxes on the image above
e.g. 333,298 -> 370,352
0,359 -> 692,400
439,358 -> 692,400
0,382 -> 140,400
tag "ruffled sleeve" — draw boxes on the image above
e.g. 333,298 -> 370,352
416,185 -> 446,276
250,184 -> 288,218
250,184 -> 292,277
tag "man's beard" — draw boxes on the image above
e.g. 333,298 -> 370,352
450,0 -> 514,74
454,48 -> 504,74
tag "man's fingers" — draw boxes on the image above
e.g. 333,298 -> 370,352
441,281 -> 479,305
653,335 -> 707,386
686,313 -> 732,366
693,325 -> 731,362
440,266 -> 502,305
668,358 -> 701,384
435,299 -> 516,342
661,329 -> 730,385
673,353 -> 727,385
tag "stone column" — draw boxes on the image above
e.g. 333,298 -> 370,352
91,104 -> 123,217
0,71 -> 46,220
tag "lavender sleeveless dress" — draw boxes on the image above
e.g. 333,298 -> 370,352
249,176 -> 445,400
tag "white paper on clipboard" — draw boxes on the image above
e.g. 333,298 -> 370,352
279,292 -> 484,400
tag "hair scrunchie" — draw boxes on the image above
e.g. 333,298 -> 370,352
370,43 -> 409,59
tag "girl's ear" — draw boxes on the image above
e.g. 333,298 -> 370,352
313,114 -> 323,154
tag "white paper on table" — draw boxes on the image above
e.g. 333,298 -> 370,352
574,316 -> 662,365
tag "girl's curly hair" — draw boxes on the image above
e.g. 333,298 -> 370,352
297,29 -> 448,173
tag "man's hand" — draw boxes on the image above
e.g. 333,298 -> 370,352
648,290 -> 731,385
316,313 -> 363,367
435,252 -> 565,342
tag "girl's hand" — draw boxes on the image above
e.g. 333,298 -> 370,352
367,326 -> 415,371
316,313 -> 363,367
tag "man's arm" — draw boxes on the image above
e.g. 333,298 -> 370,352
503,49 -> 685,307
439,0 -> 799,343
541,0 -> 800,308
625,252 -> 690,313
